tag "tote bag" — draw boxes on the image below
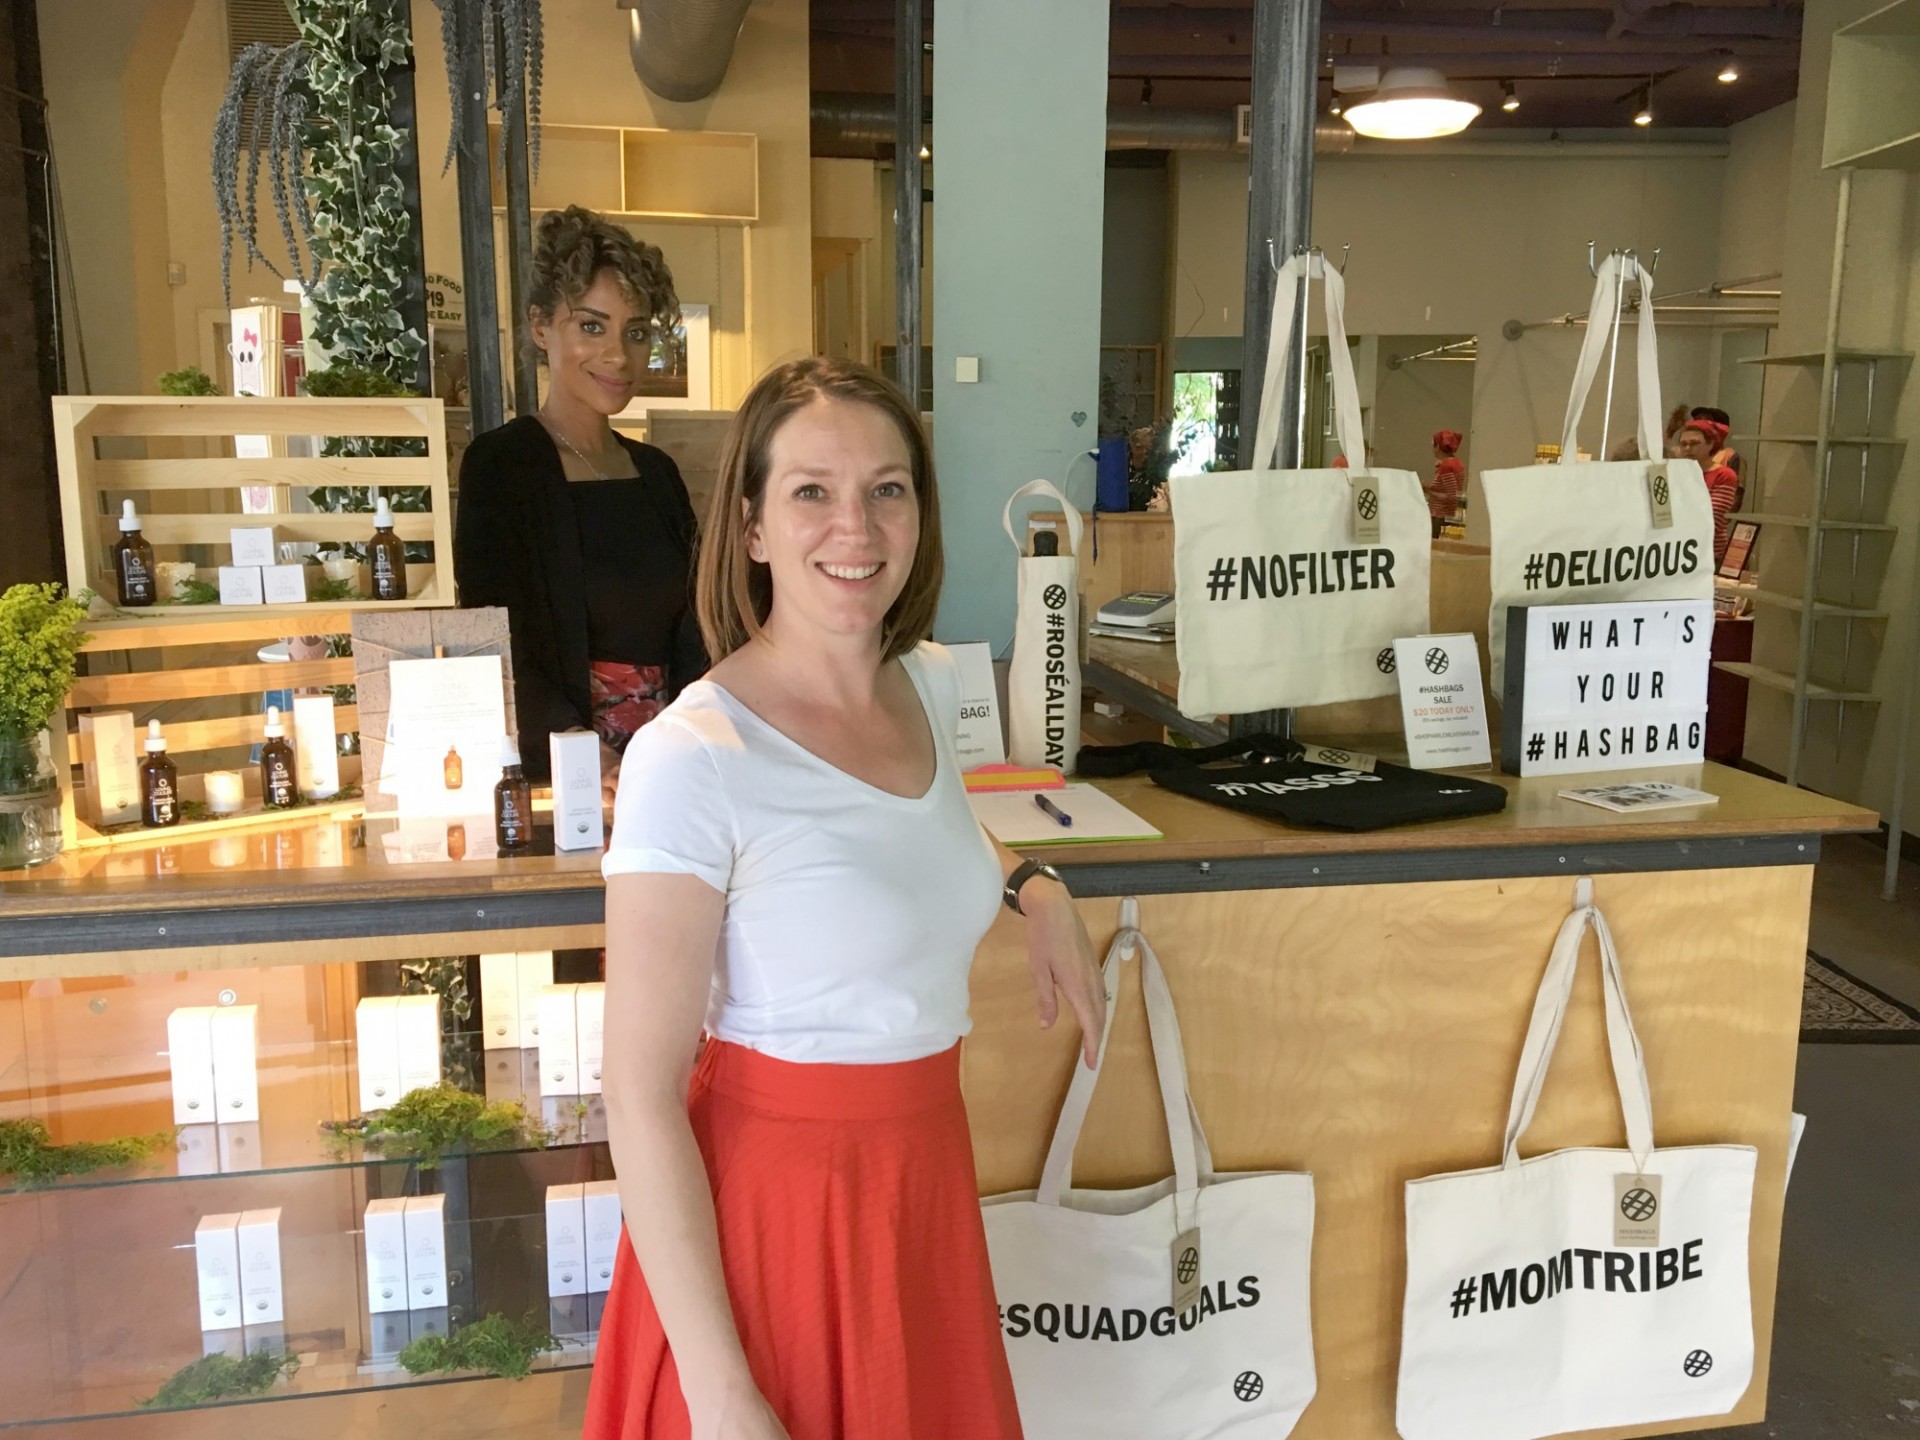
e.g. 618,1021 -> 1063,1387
1481,255 -> 1716,678
983,901 -> 1317,1439
1003,479 -> 1083,773
1171,254 -> 1429,717
1397,879 -> 1757,1440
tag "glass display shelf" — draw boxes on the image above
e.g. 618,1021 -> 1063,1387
0,1189 -> 607,1428
0,1030 -> 608,1197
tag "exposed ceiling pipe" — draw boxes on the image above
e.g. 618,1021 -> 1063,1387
1120,51 -> 1780,78
618,0 -> 753,104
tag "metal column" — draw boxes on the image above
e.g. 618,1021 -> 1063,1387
495,15 -> 538,417
388,9 -> 432,397
894,0 -> 924,413
451,0 -> 504,435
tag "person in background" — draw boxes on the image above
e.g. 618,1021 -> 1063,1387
1675,418 -> 1741,567
1690,405 -> 1743,487
455,206 -> 705,797
1426,430 -> 1465,538
1126,419 -> 1175,509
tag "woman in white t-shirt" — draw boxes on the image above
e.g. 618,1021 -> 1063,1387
583,357 -> 1105,1440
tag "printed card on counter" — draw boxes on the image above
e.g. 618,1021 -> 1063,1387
949,640 -> 1006,770
1558,781 -> 1720,813
380,655 -> 509,820
1393,634 -> 1492,770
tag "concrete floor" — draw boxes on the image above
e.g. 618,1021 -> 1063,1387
1681,834 -> 1920,1438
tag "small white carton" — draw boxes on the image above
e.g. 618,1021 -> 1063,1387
260,564 -> 308,604
291,694 -> 341,800
479,953 -> 521,1049
575,983 -> 606,1096
77,710 -> 140,825
548,729 -> 604,852
167,1007 -> 217,1125
537,984 -> 580,1096
208,1004 -> 260,1123
582,1179 -> 623,1293
217,566 -> 265,606
235,1207 -> 283,1324
229,526 -> 277,567
194,1213 -> 243,1330
362,1197 -> 409,1314
392,993 -> 443,1100
545,1183 -> 587,1296
517,952 -> 554,1044
402,1193 -> 448,1308
355,996 -> 401,1112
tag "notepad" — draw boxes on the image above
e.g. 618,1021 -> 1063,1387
967,784 -> 1163,847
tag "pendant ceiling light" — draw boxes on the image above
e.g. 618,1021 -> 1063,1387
1342,67 -> 1482,140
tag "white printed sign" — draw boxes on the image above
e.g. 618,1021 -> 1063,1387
1500,600 -> 1711,777
948,641 -> 1006,770
1393,634 -> 1492,770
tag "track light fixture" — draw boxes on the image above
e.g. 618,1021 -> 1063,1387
1632,86 -> 1654,126
1717,56 -> 1740,84
1500,80 -> 1519,113
1330,92 -> 1344,116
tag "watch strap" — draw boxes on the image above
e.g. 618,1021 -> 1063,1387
1003,858 -> 1064,915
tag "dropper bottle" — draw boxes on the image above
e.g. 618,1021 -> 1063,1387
115,500 -> 157,607
369,496 -> 408,601
140,720 -> 179,828
259,705 -> 296,809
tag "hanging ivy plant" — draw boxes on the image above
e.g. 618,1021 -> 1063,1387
428,0 -> 545,176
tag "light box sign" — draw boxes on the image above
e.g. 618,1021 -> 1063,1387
1501,599 -> 1711,777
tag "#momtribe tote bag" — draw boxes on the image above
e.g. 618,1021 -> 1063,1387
1171,254 -> 1429,718
1003,479 -> 1083,773
983,902 -> 1317,1439
1480,254 -> 1716,678
1396,879 -> 1757,1440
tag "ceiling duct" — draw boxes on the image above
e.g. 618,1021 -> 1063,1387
620,0 -> 753,103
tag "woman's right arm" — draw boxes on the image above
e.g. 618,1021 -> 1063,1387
601,871 -> 790,1440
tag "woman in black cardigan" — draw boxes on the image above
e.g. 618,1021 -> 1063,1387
455,207 -> 706,788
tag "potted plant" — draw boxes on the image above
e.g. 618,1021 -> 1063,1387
0,584 -> 91,869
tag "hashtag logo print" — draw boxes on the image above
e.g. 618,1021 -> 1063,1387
1356,487 -> 1379,521
1376,647 -> 1397,674
1526,733 -> 1546,762
1450,1277 -> 1478,1317
1523,553 -> 1545,590
1653,475 -> 1670,506
1207,557 -> 1237,601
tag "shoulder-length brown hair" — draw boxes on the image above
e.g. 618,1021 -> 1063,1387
696,358 -> 942,664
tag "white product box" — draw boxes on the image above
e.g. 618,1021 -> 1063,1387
235,1208 -> 284,1324
518,952 -> 554,1044
217,566 -> 265,606
537,984 -> 580,1096
218,1122 -> 261,1174
369,1310 -> 409,1360
409,1307 -> 450,1344
549,729 -> 604,852
362,1197 -> 409,1314
208,1004 -> 260,1123
403,1194 -> 448,1308
582,1180 -> 623,1293
485,1047 -> 538,1107
392,993 -> 443,1100
77,710 -> 140,826
356,996 -> 401,1112
575,983 -> 606,1096
167,1007 -> 217,1125
545,1183 -> 587,1297
194,1213 -> 243,1330
479,953 -> 521,1049
229,526 -> 278,567
175,1124 -> 217,1177
261,563 -> 308,604
291,695 -> 341,800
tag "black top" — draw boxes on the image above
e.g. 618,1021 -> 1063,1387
453,415 -> 706,781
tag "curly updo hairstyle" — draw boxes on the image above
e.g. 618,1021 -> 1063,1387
528,205 -> 680,346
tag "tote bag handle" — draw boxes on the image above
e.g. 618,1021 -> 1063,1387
1502,878 -> 1657,1173
1002,478 -> 1085,557
1249,252 -> 1368,477
1558,253 -> 1663,465
1037,898 -> 1217,1206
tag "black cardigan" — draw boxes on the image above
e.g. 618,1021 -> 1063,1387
453,415 -> 706,781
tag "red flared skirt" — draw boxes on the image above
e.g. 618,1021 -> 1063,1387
582,1039 -> 1024,1440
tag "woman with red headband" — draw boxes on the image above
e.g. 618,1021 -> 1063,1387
1675,418 -> 1741,567
1426,430 -> 1465,539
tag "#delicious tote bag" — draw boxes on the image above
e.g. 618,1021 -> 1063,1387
1003,479 -> 1083,774
1396,879 -> 1758,1440
1170,253 -> 1429,718
1479,254 -> 1716,679
982,901 -> 1317,1439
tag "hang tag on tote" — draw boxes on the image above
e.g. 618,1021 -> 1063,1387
1171,1227 -> 1203,1314
1348,475 -> 1383,544
1297,743 -> 1378,774
1646,467 -> 1675,530
1613,1173 -> 1663,1248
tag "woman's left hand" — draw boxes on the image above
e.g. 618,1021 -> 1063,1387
1021,884 -> 1107,1068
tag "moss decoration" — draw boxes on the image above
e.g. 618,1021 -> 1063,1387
140,1350 -> 301,1409
397,1313 -> 558,1381
0,1119 -> 171,1187
323,1084 -> 549,1168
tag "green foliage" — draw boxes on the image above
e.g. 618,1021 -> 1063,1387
211,42 -> 315,305
427,0 -> 545,176
0,1118 -> 171,1186
303,363 -> 413,398
398,1312 -> 558,1381
307,574 -> 359,602
0,584 -> 91,741
158,366 -> 223,397
164,578 -> 222,606
140,1350 -> 301,1409
324,1083 -> 549,1168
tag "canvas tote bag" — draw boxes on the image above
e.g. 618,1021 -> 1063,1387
1003,479 -> 1083,773
1480,254 -> 1716,679
983,901 -> 1317,1439
1396,879 -> 1758,1440
1170,254 -> 1429,717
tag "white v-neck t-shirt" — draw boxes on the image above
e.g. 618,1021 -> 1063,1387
602,642 -> 1004,1064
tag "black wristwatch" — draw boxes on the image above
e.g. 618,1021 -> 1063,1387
1003,858 -> 1067,915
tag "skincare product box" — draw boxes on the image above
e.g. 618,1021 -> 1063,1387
545,1183 -> 587,1297
168,1007 -> 218,1124
195,1213 -> 243,1330
363,1197 -> 409,1313
235,1208 -> 284,1324
261,563 -> 308,605
393,993 -> 443,1097
538,984 -> 581,1096
291,695 -> 341,799
356,995 -> 443,1111
217,566 -> 265,606
218,1121 -> 261,1174
409,1307 -> 450,1344
576,983 -> 606,1095
479,953 -> 521,1049
175,1124 -> 217,1177
403,1193 -> 448,1308
549,729 -> 604,852
485,1046 -> 539,1107
519,952 -> 554,1044
77,710 -> 140,825
208,1004 -> 260,1123
229,526 -> 277,567
369,1310 -> 409,1361
582,1180 -> 623,1293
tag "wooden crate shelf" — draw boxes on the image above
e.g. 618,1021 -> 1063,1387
53,396 -> 454,618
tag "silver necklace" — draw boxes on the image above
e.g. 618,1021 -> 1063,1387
540,411 -> 614,480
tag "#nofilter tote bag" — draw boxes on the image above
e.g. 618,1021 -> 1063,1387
1480,255 -> 1716,679
1396,879 -> 1757,1440
1170,254 -> 1429,717
1003,479 -> 1083,774
983,902 -> 1317,1439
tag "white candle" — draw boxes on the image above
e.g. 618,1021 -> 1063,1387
156,562 -> 197,599
204,770 -> 246,815
321,557 -> 358,584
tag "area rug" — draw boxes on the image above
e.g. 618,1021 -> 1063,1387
1802,951 -> 1920,1043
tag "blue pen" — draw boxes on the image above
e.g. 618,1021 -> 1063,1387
1033,793 -> 1073,828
